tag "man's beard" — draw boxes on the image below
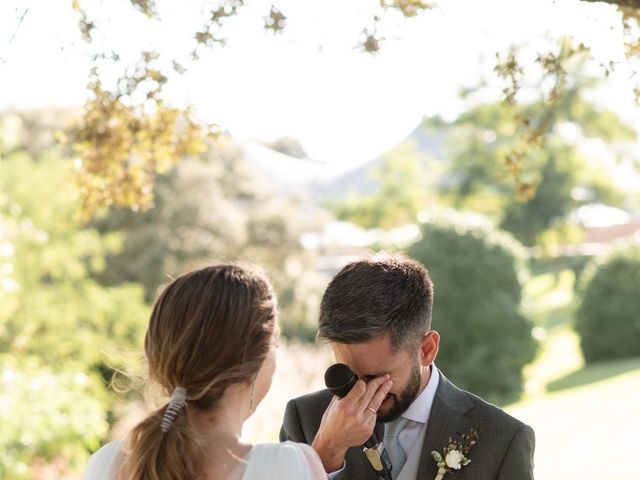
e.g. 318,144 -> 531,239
378,360 -> 422,423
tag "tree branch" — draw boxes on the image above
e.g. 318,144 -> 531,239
580,0 -> 640,7
8,8 -> 29,45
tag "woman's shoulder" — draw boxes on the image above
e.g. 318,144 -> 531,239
82,440 -> 124,480
250,441 -> 309,465
244,441 -> 325,479
252,441 -> 314,455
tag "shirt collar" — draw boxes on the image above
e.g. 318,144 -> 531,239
400,364 -> 439,425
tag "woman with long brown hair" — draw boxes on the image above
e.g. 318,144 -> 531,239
81,263 -> 330,479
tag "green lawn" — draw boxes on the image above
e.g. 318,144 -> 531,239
522,269 -> 576,329
504,269 -> 640,480
506,354 -> 640,480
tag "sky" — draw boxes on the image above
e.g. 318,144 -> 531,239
0,0 -> 637,177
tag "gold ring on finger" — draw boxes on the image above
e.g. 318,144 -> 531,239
367,407 -> 377,414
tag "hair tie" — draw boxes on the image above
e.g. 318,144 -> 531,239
160,386 -> 187,433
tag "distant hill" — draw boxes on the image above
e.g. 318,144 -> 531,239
236,137 -> 331,195
311,117 -> 449,201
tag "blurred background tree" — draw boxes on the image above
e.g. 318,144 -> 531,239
576,245 -> 640,362
407,212 -> 537,403
325,57 -> 636,249
329,141 -> 432,229
0,120 -> 149,479
92,140 -> 324,340
442,82 -> 633,247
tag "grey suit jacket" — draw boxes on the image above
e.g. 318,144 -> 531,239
279,370 -> 535,479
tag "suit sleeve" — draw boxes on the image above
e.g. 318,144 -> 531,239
280,399 -> 307,443
496,424 -> 535,480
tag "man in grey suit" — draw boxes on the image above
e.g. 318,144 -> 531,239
280,252 -> 535,479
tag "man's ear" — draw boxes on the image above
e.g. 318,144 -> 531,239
419,330 -> 440,366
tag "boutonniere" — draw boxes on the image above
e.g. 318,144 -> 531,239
430,428 -> 479,480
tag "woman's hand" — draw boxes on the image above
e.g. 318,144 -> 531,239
311,375 -> 393,472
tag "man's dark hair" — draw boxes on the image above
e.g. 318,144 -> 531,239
317,251 -> 434,351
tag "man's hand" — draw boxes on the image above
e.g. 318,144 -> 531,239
312,375 -> 393,472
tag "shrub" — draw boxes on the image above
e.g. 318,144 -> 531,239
576,245 -> 640,363
407,211 -> 536,402
0,150 -> 149,477
0,356 -> 109,479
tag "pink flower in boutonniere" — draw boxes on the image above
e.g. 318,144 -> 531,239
430,428 -> 479,480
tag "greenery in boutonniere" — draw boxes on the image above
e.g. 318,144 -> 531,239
431,428 -> 479,479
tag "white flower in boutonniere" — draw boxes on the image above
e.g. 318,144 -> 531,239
430,428 -> 479,480
445,449 -> 464,469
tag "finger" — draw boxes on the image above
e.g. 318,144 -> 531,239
355,374 -> 390,412
367,379 -> 393,413
340,379 -> 367,408
322,395 -> 338,418
364,407 -> 378,428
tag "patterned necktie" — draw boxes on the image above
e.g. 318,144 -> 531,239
384,417 -> 410,479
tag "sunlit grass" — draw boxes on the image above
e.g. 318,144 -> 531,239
547,356 -> 640,392
520,268 -> 584,397
506,363 -> 640,480
509,269 -> 640,479
522,269 -> 576,328
520,324 -> 584,398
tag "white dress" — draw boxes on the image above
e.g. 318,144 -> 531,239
81,440 -> 327,480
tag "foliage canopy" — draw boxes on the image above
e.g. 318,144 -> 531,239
0,137 -> 149,478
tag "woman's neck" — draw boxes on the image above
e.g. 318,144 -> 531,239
187,383 -> 253,464
187,385 -> 251,446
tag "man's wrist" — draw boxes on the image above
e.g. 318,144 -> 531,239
312,435 -> 347,473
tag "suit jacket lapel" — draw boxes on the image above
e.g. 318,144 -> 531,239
374,421 -> 385,443
417,370 -> 475,478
